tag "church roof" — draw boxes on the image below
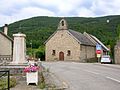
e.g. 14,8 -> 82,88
68,30 -> 95,46
44,29 -> 95,46
0,31 -> 13,42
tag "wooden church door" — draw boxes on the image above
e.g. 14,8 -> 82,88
59,52 -> 64,61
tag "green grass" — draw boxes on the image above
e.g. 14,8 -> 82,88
0,77 -> 17,90
38,71 -> 57,89
38,72 -> 46,89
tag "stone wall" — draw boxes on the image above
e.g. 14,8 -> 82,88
0,65 -> 26,74
80,45 -> 96,62
114,41 -> 120,64
0,33 -> 12,55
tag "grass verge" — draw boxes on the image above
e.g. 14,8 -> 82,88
0,77 -> 17,90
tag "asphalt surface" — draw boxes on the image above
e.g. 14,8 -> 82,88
42,62 -> 120,90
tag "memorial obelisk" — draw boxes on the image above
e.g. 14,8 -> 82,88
12,33 -> 27,64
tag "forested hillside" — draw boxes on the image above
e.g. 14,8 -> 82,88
0,15 -> 120,58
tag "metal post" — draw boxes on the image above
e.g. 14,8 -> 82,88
8,70 -> 10,90
98,57 -> 99,63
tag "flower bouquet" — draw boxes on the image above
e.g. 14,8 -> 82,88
24,64 -> 40,85
23,65 -> 39,73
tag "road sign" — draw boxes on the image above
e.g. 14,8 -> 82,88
97,54 -> 101,58
96,50 -> 101,54
96,44 -> 101,50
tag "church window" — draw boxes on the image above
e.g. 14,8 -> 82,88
52,50 -> 56,55
67,50 -> 71,56
62,21 -> 64,26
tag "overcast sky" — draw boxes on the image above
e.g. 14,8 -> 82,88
0,0 -> 120,26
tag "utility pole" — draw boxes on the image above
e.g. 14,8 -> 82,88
30,40 -> 32,57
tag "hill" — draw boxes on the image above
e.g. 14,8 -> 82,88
0,15 -> 120,50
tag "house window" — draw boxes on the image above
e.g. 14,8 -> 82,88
52,50 -> 56,55
67,50 -> 71,56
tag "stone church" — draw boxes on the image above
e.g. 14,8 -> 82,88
0,24 -> 13,63
45,19 -> 109,62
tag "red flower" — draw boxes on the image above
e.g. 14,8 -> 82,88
23,65 -> 40,73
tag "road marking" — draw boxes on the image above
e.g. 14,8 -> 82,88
84,70 -> 99,75
51,72 -> 69,89
106,76 -> 120,83
63,81 -> 69,88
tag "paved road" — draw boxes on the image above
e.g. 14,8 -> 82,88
42,62 -> 120,90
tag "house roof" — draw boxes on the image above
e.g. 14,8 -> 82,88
68,30 -> 95,46
0,31 -> 13,42
90,34 -> 109,51
83,32 -> 109,51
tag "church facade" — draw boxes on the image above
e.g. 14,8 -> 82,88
45,19 -> 109,62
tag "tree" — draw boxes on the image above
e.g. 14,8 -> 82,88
35,45 -> 45,61
116,24 -> 120,40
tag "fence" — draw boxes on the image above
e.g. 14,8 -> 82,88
0,70 -> 10,90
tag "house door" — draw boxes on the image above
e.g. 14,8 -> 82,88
59,52 -> 64,61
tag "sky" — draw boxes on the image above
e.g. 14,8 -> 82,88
0,0 -> 120,26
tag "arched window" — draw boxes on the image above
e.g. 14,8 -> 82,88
61,21 -> 64,26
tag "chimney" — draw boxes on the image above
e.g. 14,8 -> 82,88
4,24 -> 8,35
